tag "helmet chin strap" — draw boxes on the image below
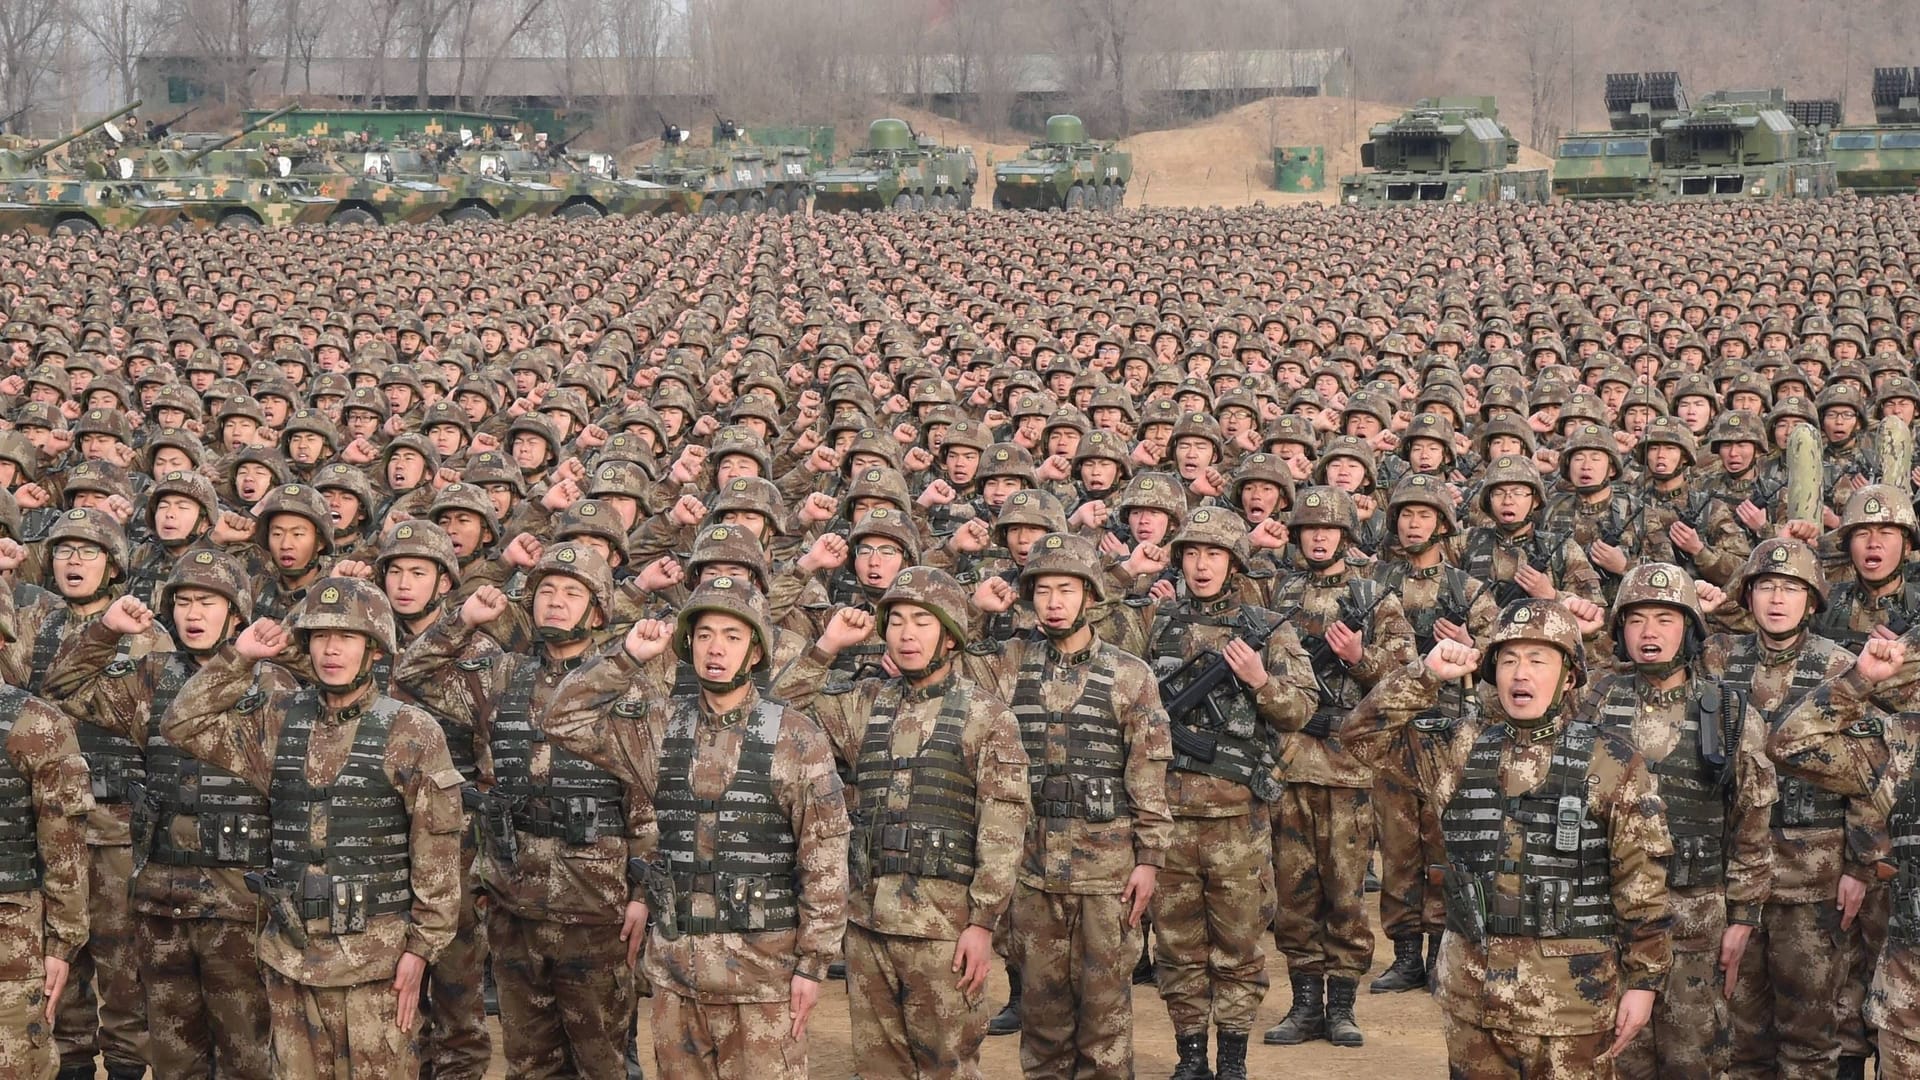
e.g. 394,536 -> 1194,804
1397,537 -> 1439,557
1569,479 -> 1610,495
893,635 -> 957,681
1040,597 -> 1090,640
1632,655 -> 1689,679
1493,515 -> 1533,536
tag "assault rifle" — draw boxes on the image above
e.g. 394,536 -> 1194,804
1161,608 -> 1279,763
1297,583 -> 1393,737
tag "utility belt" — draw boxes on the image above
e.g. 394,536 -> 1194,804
1773,776 -> 1846,830
1434,863 -> 1608,942
1666,832 -> 1726,890
508,793 -> 626,847
1030,773 -> 1129,823
248,870 -> 408,939
629,856 -> 800,938
853,820 -> 975,885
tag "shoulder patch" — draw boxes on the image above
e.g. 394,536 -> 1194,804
234,689 -> 266,715
822,678 -> 857,696
454,657 -> 493,671
1411,714 -> 1455,734
611,699 -> 646,718
103,659 -> 135,679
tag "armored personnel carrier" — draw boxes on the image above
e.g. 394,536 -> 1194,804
0,99 -> 186,235
135,105 -> 337,228
1650,88 -> 1836,200
459,129 -> 678,219
1552,72 -> 1682,200
812,118 -> 976,212
629,119 -> 812,215
280,140 -> 454,226
991,114 -> 1130,210
1338,97 -> 1548,206
1824,67 -> 1920,195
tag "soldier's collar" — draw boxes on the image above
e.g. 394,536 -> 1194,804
1758,639 -> 1801,666
1193,593 -> 1235,616
1634,679 -> 1689,707
1406,564 -> 1442,580
1313,570 -> 1349,587
699,688 -> 759,726
1045,639 -> 1097,666
1501,716 -> 1561,743
898,668 -> 959,703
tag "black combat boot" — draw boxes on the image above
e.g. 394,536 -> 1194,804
1369,935 -> 1427,993
1326,976 -> 1364,1047
1261,973 -> 1325,1044
1214,1030 -> 1250,1080
106,1064 -> 148,1080
56,1065 -> 95,1080
987,967 -> 1022,1036
1133,932 -> 1158,986
1426,932 -> 1442,992
1837,1056 -> 1867,1080
1167,1032 -> 1213,1080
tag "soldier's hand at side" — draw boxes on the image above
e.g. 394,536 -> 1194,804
1565,597 -> 1608,637
1718,922 -> 1752,999
41,956 -> 66,1027
790,974 -> 820,1039
1857,637 -> 1907,682
624,619 -> 672,664
621,901 -> 648,969
1425,639 -> 1481,681
102,595 -> 153,636
461,586 -> 510,627
1223,638 -> 1269,689
392,952 -> 426,1031
1607,988 -> 1656,1059
235,618 -> 290,661
951,924 -> 993,996
1432,618 -> 1472,646
1122,864 -> 1156,928
818,608 -> 873,655
1839,872 -> 1867,930
1325,622 -> 1363,665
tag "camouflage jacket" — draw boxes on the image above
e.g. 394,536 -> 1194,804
1341,660 -> 1673,1037
1636,480 -> 1750,587
1267,566 -> 1417,788
0,689 -> 92,980
544,652 -> 850,1003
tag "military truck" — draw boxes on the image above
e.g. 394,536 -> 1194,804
135,105 -> 337,228
1552,71 -> 1683,200
1338,97 -> 1548,206
992,114 -> 1130,210
629,119 -> 812,215
812,118 -> 977,212
1823,67 -> 1920,195
1650,88 -> 1836,200
0,99 -> 187,235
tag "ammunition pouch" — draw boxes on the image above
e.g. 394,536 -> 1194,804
629,856 -> 680,941
1773,776 -> 1845,830
867,822 -> 975,885
1486,879 -> 1578,938
244,870 -> 309,949
1250,755 -> 1285,804
483,789 -> 519,866
91,757 -> 133,805
1031,774 -> 1129,823
1665,833 -> 1726,890
293,874 -> 374,935
1440,863 -> 1487,945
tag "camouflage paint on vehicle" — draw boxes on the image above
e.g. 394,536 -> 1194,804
281,144 -> 455,226
1649,88 -> 1835,201
992,114 -> 1131,211
1338,97 -> 1549,206
0,99 -> 188,234
452,140 -> 675,220
811,118 -> 977,213
630,119 -> 813,216
1825,67 -> 1920,196
1552,72 -> 1685,201
133,106 -> 339,229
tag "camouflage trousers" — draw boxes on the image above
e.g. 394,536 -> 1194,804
1441,1012 -> 1614,1079
53,843 -> 146,1071
1880,1026 -> 1920,1079
1839,882 -> 1888,1059
1615,945 -> 1731,1079
1376,730 -> 1444,937
488,907 -> 635,1080
420,838 -> 489,1080
1727,900 -> 1845,1079
650,987 -> 805,1079
139,914 -> 272,1080
1271,783 -> 1376,979
262,968 -> 421,1080
1006,886 -> 1138,1080
1151,809 -> 1274,1037
845,923 -> 990,1080
0,978 -> 56,1080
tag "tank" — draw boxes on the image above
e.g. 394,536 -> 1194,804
1552,72 -> 1685,200
811,118 -> 977,213
1825,68 -> 1920,195
133,105 -> 338,229
0,100 -> 187,235
991,114 -> 1131,210
1338,97 -> 1549,206
627,118 -> 812,215
1650,88 -> 1836,201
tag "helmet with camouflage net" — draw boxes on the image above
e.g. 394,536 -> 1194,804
1738,537 -> 1828,614
848,506 -> 921,563
527,542 -> 614,627
253,483 -> 336,555
1020,531 -> 1108,603
1839,484 -> 1920,546
977,442 -> 1036,481
294,577 -> 398,656
1387,473 -> 1459,536
148,470 -> 219,535
553,499 -> 629,564
376,519 -> 462,585
159,547 -> 253,626
1290,485 -> 1359,535
1635,415 -> 1698,467
877,565 -> 972,649
1609,562 -> 1706,647
47,507 -> 129,575
673,574 -> 774,677
687,523 -> 770,590
1170,505 -> 1251,570
710,476 -> 787,535
1479,598 -> 1587,687
993,490 -> 1069,542
1477,454 -> 1546,517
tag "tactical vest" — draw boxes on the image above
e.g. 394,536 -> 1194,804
1462,527 -> 1566,593
653,699 -> 799,935
1721,639 -> 1846,830
1596,679 -> 1731,889
27,605 -> 71,694
490,659 -> 628,845
1010,641 -> 1129,822
1441,720 -> 1613,939
141,653 -> 270,868
852,681 -> 978,887
372,654 -> 481,783
1279,573 -> 1377,716
269,692 -> 414,926
124,551 -> 170,608
73,637 -> 150,807
1151,600 -> 1271,789
1888,771 -> 1920,943
1377,561 -> 1473,656
0,692 -> 42,891
1813,578 -> 1920,649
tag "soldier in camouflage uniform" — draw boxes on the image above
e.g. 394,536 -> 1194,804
543,575 -> 850,1079
1262,486 -> 1415,1049
960,533 -> 1172,1080
1340,600 -> 1672,1079
774,566 -> 1031,1080
1706,539 -> 1871,1079
1631,416 -> 1751,587
404,543 -> 641,1080
162,577 -> 464,1080
1586,563 -> 1774,1079
1542,423 -> 1644,603
40,550 -> 279,1080
1367,473 -> 1498,993
1458,454 -> 1606,622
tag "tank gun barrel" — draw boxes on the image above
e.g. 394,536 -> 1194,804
26,99 -> 142,165
184,103 -> 297,168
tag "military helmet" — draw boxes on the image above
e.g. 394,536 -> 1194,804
977,442 -> 1035,481
1478,598 -> 1587,688
993,490 -> 1069,541
876,565 -> 971,648
1386,473 -> 1459,536
62,461 -> 133,502
1609,562 -> 1707,642
844,466 -> 913,515
1020,531 -> 1108,603
1312,434 -> 1377,485
848,506 -> 921,563
376,519 -> 462,584
1738,537 -> 1828,614
526,542 -> 614,624
462,450 -> 528,496
1635,415 -> 1698,466
709,476 -> 787,535
1838,484 -> 1920,545
709,424 -> 773,476
253,483 -> 336,554
586,459 -> 654,507
1559,423 -> 1623,480
1398,412 -> 1456,463
147,469 -> 220,533
687,523 -> 770,590
1706,409 -> 1766,449
1115,471 -> 1188,524
552,499 -> 629,564
47,507 -> 130,574
1290,485 -> 1359,535
1477,454 -> 1545,516
673,574 -> 773,674
1228,453 -> 1297,512
1170,505 -> 1251,570
159,547 -> 253,625
293,577 -> 398,656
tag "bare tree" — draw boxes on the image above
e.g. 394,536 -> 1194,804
1517,0 -> 1568,149
75,0 -> 178,103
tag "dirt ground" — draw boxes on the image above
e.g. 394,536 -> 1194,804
477,910 -> 1452,1078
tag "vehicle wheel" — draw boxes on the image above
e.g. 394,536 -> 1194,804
446,205 -> 492,223
51,217 -> 99,235
719,195 -> 740,214
941,191 -> 958,210
329,207 -> 380,227
745,192 -> 766,214
910,193 -> 926,211
961,184 -> 975,209
557,202 -> 602,219
217,211 -> 261,229
1065,185 -> 1089,210
892,193 -> 913,211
